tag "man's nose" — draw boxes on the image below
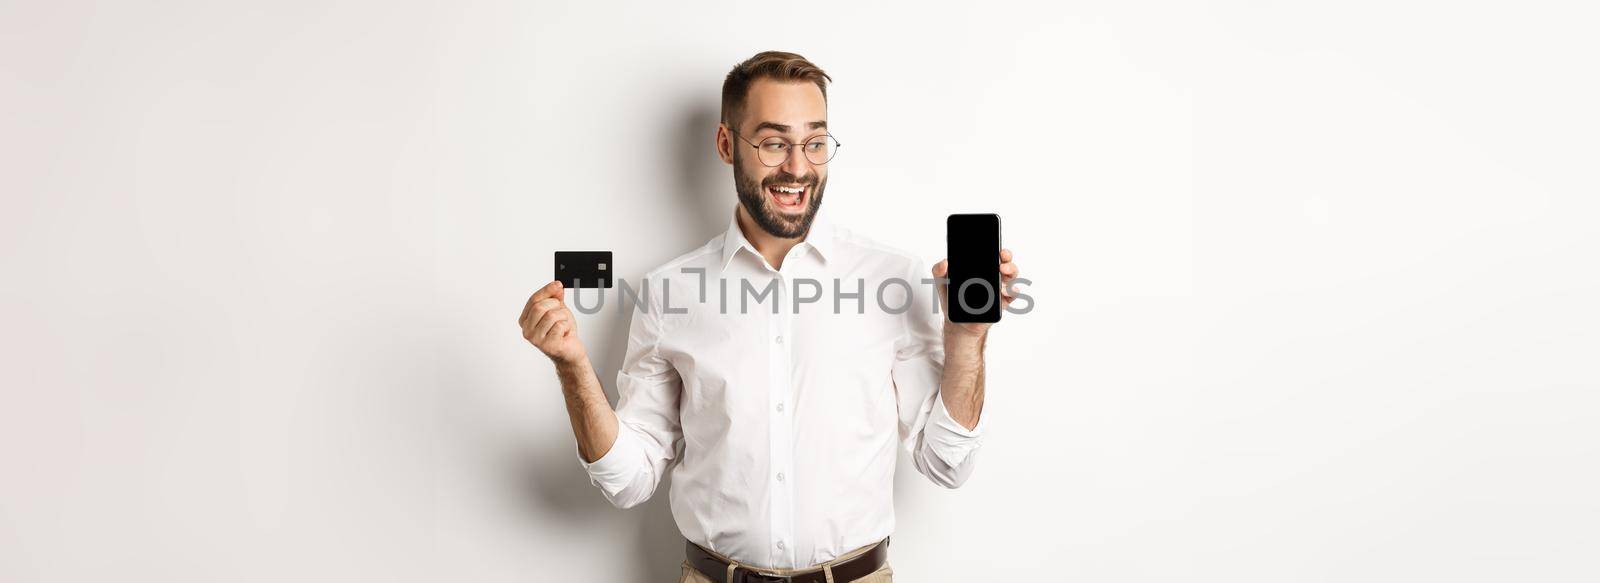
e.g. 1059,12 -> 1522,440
781,145 -> 811,177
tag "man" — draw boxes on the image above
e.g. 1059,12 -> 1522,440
518,51 -> 1021,582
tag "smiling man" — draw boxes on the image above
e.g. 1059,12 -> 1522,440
518,51 -> 1021,582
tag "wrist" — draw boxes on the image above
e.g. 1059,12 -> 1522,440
943,322 -> 988,344
552,351 -> 591,374
944,328 -> 988,362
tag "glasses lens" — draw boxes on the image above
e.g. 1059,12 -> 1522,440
757,137 -> 790,167
803,135 -> 837,165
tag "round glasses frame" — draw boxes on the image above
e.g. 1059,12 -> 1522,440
730,129 -> 842,167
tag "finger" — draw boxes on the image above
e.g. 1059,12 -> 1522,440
531,280 -> 564,303
1000,275 -> 1019,299
1000,248 -> 1013,262
521,281 -> 564,325
524,298 -> 560,331
549,307 -> 574,339
532,306 -> 568,341
1001,262 -> 1018,277
520,293 -> 538,327
931,259 -> 948,278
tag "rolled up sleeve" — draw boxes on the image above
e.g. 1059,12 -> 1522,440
892,257 -> 985,489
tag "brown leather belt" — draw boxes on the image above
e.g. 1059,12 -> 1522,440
686,537 -> 889,583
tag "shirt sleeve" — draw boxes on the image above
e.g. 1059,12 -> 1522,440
891,256 -> 986,489
575,278 -> 684,508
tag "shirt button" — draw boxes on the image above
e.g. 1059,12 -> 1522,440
776,402 -> 785,413
776,540 -> 786,551
777,472 -> 785,482
775,335 -> 783,344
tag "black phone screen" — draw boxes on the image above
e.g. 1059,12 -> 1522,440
946,214 -> 1002,323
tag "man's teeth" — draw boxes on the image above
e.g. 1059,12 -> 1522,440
769,185 -> 805,207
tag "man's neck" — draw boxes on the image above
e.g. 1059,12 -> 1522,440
735,206 -> 803,271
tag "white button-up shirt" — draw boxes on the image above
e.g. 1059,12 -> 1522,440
577,206 -> 985,569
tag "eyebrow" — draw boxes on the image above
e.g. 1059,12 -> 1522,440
753,120 -> 827,134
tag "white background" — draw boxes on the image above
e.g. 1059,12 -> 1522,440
3,1 -> 1597,581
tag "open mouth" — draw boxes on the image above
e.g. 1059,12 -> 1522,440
766,183 -> 808,212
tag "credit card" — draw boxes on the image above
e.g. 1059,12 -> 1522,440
554,251 -> 613,288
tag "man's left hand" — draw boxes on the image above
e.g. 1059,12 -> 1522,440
932,248 -> 1020,339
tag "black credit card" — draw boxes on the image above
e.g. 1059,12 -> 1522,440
554,251 -> 613,288
946,214 -> 1002,323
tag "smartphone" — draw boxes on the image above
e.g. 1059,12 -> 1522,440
554,251 -> 613,288
946,214 -> 1002,323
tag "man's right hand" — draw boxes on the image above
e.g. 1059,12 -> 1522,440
519,280 -> 588,366
518,280 -> 616,465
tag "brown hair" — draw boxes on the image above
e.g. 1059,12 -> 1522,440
721,51 -> 832,131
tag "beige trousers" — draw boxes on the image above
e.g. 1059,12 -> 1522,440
678,540 -> 893,583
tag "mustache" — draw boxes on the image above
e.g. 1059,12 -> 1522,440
762,171 -> 818,188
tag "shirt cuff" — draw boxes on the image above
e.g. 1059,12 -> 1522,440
925,393 -> 985,468
575,428 -> 644,497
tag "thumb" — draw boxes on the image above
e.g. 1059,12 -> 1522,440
533,279 -> 565,303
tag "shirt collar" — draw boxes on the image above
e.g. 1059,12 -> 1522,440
718,204 -> 836,272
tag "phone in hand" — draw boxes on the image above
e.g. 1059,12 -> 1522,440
946,214 -> 1002,323
555,251 -> 613,288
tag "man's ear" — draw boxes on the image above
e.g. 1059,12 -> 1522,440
715,123 -> 734,165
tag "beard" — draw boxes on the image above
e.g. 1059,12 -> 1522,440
733,148 -> 827,239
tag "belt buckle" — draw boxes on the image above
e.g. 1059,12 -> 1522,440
739,569 -> 793,583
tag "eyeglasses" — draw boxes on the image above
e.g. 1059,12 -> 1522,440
730,129 -> 842,167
